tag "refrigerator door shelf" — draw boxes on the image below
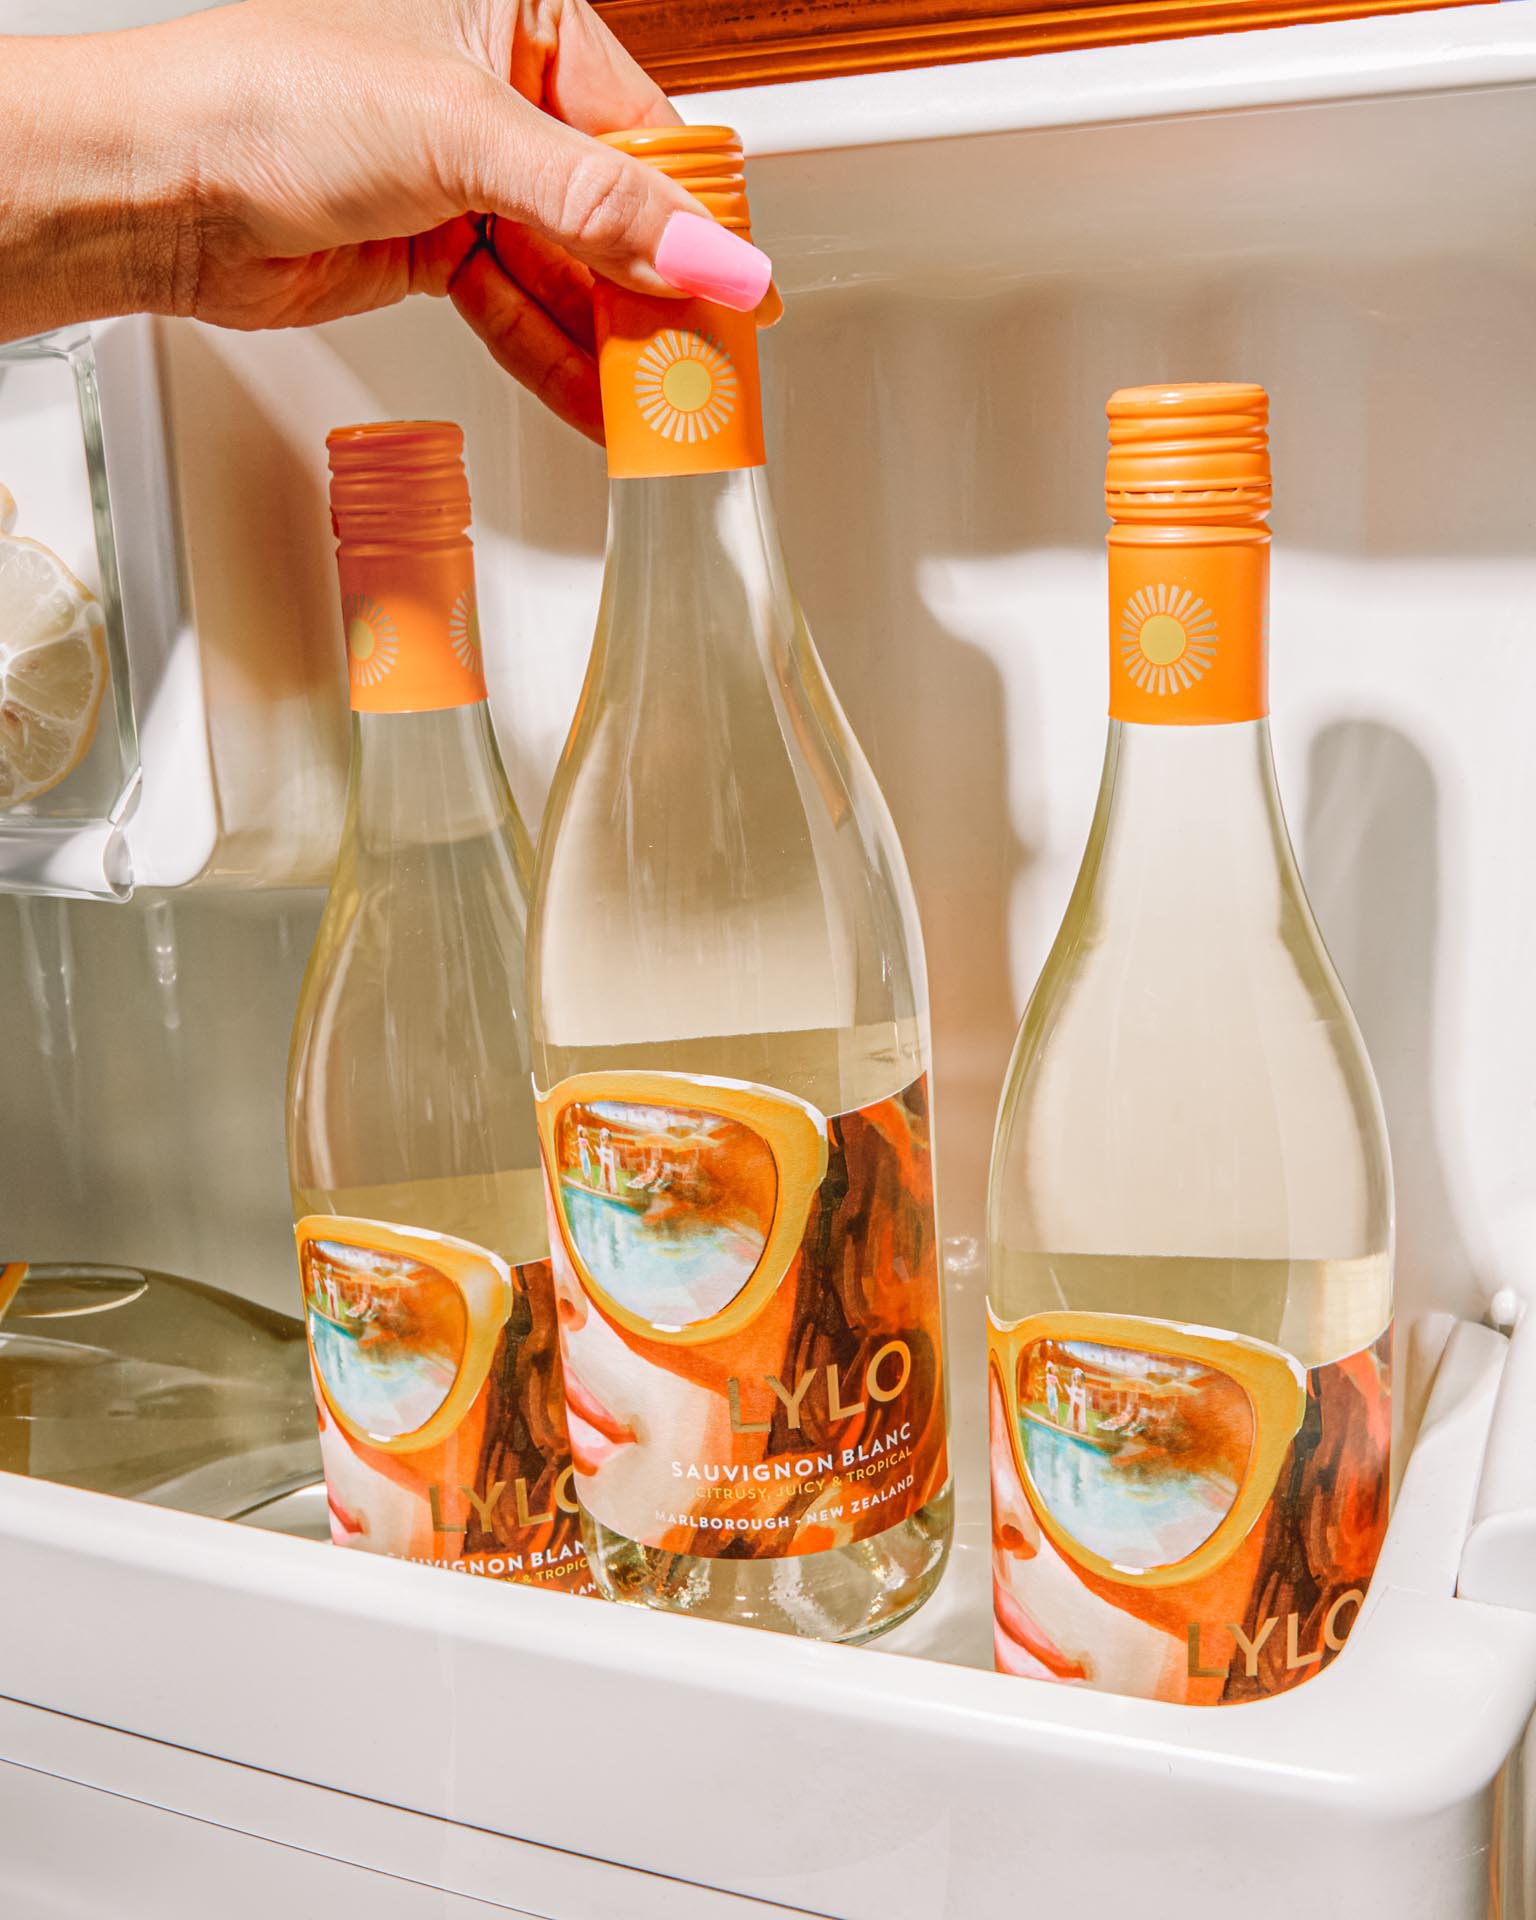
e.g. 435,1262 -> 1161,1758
0,1317 -> 1525,1920
718,7 -> 1536,143
712,5 -> 1536,297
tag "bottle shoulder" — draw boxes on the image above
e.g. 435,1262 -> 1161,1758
991,850 -> 1392,1262
531,606 -> 929,1050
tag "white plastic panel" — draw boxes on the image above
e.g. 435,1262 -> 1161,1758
1460,1305 -> 1536,1608
0,1764 -> 522,1919
0,1711 -> 808,1919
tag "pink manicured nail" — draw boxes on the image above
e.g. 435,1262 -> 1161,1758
655,212 -> 773,313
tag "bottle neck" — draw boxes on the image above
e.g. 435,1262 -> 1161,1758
592,465 -> 793,693
347,703 -> 523,854
1094,513 -> 1290,922
1096,716 -> 1287,869
1082,730 -> 1325,1039
594,284 -> 766,483
1107,524 -> 1269,727
330,526 -> 510,850
335,536 -> 486,717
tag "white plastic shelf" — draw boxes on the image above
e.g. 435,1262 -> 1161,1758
0,1312 -> 1528,1919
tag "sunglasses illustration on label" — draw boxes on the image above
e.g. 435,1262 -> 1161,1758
537,1072 -> 949,1560
991,1310 -> 1306,1587
988,1306 -> 1390,1700
538,1072 -> 828,1343
297,1217 -> 589,1592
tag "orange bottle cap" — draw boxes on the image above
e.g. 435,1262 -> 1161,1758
592,128 -> 766,480
327,421 -> 472,549
1105,385 -> 1270,725
325,421 -> 486,714
597,126 -> 754,240
1105,384 -> 1270,527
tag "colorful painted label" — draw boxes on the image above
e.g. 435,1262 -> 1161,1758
1108,532 -> 1268,726
536,1072 -> 948,1558
988,1307 -> 1390,1702
336,545 -> 486,715
296,1216 -> 589,1593
594,286 -> 765,481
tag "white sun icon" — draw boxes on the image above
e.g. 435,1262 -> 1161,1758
1119,585 -> 1219,695
343,594 -> 399,690
449,589 -> 481,672
634,330 -> 738,442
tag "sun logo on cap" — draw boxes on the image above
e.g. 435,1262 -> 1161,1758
449,589 -> 481,672
635,331 -> 738,442
1120,586 -> 1218,695
343,594 -> 398,689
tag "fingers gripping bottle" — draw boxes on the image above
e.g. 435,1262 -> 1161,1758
529,128 -> 952,1641
287,422 -> 587,1595
986,386 -> 1393,1702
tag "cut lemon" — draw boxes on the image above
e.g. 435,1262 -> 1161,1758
0,530 -> 108,809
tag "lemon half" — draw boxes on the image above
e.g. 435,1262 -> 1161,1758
0,530 -> 108,809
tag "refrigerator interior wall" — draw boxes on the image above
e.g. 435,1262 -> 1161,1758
1,17 -> 1532,1416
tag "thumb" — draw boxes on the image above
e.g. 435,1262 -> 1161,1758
466,97 -> 773,314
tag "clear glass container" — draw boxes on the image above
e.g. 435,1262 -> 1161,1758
0,329 -> 140,898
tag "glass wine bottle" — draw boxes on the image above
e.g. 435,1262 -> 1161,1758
987,385 -> 1393,1703
287,421 -> 586,1595
528,129 -> 952,1641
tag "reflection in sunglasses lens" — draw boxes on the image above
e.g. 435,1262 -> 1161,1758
1016,1339 -> 1254,1571
555,1099 -> 776,1327
303,1240 -> 468,1439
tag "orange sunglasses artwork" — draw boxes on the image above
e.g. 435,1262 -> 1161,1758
536,1072 -> 830,1345
989,1308 -> 1307,1589
296,1217 -> 518,1454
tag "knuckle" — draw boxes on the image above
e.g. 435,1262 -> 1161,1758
554,150 -> 646,257
521,0 -> 565,57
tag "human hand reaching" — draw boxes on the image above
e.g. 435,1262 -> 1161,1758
0,0 -> 777,440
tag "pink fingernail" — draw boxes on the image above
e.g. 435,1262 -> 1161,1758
655,212 -> 773,313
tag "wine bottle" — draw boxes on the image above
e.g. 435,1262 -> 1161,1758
987,385 -> 1392,1703
528,128 -> 952,1641
287,421 -> 587,1596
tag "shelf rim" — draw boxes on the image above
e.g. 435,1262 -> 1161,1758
687,4 -> 1536,157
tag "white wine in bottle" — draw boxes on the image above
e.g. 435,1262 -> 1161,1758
287,422 -> 586,1596
987,385 -> 1392,1703
529,128 -> 952,1642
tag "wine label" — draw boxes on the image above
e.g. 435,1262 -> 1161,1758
535,1072 -> 949,1559
1107,533 -> 1268,726
335,546 -> 487,715
988,1307 -> 1391,1702
594,286 -> 766,481
295,1217 -> 590,1594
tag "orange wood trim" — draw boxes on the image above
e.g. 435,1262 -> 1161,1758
595,0 -> 1479,93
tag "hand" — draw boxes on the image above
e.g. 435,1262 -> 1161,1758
0,0 -> 777,441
